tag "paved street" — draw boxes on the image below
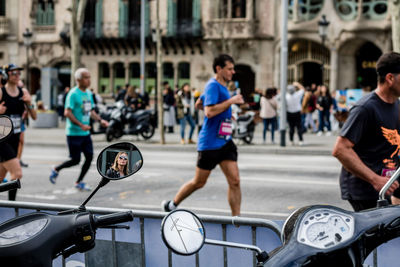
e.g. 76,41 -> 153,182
0,125 -> 352,220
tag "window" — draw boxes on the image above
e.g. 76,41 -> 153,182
83,0 -> 97,37
130,63 -> 140,78
0,0 -> 5,16
288,0 -> 324,21
146,62 -> 156,79
178,62 -> 190,79
176,0 -> 193,36
218,0 -> 246,19
36,0 -> 54,26
163,63 -> 174,79
99,62 -> 110,94
114,63 -> 125,78
128,0 -> 141,36
334,0 -> 387,21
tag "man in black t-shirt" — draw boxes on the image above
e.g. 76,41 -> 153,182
333,52 -> 400,211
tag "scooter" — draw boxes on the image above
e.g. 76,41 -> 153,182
161,167 -> 400,266
106,100 -> 156,142
231,104 -> 256,144
0,140 -> 144,267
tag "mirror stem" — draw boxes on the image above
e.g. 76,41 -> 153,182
79,178 -> 110,210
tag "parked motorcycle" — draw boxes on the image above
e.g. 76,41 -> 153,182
106,101 -> 156,142
231,104 -> 256,144
161,168 -> 400,266
0,142 -> 144,267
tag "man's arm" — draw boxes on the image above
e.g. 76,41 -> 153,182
90,109 -> 109,127
64,108 -> 91,131
204,94 -> 244,118
332,136 -> 399,194
22,88 -> 37,120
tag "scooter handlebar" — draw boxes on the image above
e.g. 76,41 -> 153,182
0,180 -> 20,193
94,211 -> 134,228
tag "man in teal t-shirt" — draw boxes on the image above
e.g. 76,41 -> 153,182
162,54 -> 244,216
49,68 -> 108,191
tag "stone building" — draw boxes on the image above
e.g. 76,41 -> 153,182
0,0 -> 393,108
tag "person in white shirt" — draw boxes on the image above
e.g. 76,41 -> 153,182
286,82 -> 305,146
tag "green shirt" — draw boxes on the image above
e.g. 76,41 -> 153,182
65,87 -> 94,136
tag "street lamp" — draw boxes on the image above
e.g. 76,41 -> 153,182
318,15 -> 329,84
22,28 -> 33,92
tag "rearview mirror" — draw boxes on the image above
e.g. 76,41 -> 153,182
0,115 -> 13,143
161,209 -> 205,255
97,142 -> 143,180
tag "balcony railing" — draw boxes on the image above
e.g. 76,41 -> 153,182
204,19 -> 257,39
0,17 -> 9,37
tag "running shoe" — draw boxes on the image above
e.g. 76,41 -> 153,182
49,169 -> 58,184
161,200 -> 176,212
75,182 -> 92,191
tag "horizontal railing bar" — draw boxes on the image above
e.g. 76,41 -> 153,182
0,200 -> 282,238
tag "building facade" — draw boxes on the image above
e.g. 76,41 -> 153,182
0,0 -> 393,108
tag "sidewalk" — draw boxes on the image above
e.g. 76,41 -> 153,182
24,121 -> 338,155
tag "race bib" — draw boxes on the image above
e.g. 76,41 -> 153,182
82,100 -> 92,124
382,168 -> 396,178
218,119 -> 232,140
10,114 -> 21,134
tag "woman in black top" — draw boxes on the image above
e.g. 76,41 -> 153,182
106,151 -> 129,179
0,64 -> 36,200
316,85 -> 333,135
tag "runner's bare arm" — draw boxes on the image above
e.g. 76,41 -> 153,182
204,94 -> 244,118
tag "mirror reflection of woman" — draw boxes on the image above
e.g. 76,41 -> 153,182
106,152 -> 129,178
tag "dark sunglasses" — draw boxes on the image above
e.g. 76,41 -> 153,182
10,71 -> 21,76
119,156 -> 128,160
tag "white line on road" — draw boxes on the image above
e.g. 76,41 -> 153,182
242,177 -> 337,186
18,194 -> 57,200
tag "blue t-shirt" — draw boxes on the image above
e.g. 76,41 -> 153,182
197,78 -> 232,151
65,87 -> 94,136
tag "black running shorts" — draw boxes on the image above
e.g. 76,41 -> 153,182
0,133 -> 20,162
197,140 -> 237,170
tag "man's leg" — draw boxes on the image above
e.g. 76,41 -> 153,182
76,135 -> 94,184
173,167 -> 211,205
219,160 -> 241,216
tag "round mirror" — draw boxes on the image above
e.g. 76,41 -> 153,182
97,142 -> 143,180
0,115 -> 13,143
161,209 -> 205,256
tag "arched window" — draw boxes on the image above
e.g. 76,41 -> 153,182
163,63 -> 174,88
99,62 -> 110,94
129,62 -> 141,87
113,62 -> 125,90
178,62 -> 190,88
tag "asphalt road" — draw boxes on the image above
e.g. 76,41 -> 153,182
0,144 -> 352,220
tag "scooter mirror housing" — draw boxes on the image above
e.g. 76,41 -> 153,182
96,142 -> 143,180
161,209 -> 206,256
0,115 -> 13,143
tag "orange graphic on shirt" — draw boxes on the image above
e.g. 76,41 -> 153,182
381,127 -> 400,158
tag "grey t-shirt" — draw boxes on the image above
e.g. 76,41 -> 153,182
339,92 -> 400,200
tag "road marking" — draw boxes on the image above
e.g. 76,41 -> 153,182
18,194 -> 57,200
122,203 -> 290,218
241,177 -> 337,186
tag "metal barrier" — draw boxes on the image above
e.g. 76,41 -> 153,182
0,200 -> 282,267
